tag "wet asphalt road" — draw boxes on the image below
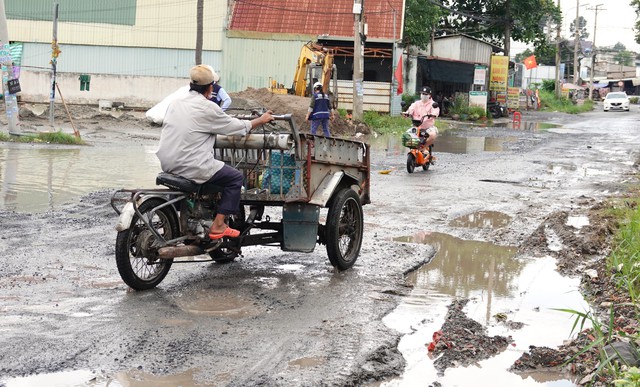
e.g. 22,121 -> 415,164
1,106 -> 639,386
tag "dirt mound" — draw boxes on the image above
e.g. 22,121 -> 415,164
230,87 -> 367,137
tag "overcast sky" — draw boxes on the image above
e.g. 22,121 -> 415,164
511,0 -> 640,55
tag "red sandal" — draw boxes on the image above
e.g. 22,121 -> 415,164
208,227 -> 240,240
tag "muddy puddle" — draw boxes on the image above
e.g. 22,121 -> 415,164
369,132 -> 518,159
0,143 -> 159,212
493,122 -> 561,131
383,231 -> 588,386
0,132 -> 518,212
1,368 -> 217,387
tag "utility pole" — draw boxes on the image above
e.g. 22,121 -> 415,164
555,0 -> 562,98
588,4 -> 604,100
0,0 -> 19,134
195,0 -> 203,65
352,0 -> 364,121
573,0 -> 579,85
49,2 -> 59,126
390,4 -> 399,116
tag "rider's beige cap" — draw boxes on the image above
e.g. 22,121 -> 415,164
190,64 -> 219,85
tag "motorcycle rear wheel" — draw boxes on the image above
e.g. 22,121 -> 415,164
115,198 -> 178,290
406,154 -> 416,173
208,206 -> 246,264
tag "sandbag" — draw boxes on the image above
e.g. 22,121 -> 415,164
145,86 -> 190,125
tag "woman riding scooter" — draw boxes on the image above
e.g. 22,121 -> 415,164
404,86 -> 440,149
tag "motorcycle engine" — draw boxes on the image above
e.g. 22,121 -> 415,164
189,198 -> 217,220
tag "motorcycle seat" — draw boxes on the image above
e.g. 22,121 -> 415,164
156,172 -> 224,194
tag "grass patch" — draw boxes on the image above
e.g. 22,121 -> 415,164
558,193 -> 640,385
362,111 -> 450,135
539,90 -> 594,114
0,131 -> 84,145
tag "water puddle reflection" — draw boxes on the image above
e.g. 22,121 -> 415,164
494,122 -> 562,131
0,143 -> 160,212
449,210 -> 512,229
384,231 -> 588,386
368,132 -> 518,159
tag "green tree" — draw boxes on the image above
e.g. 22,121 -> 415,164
614,51 -> 634,66
569,16 -> 589,40
437,0 -> 561,56
613,42 -> 626,52
514,48 -> 534,63
633,0 -> 640,43
403,0 -> 444,50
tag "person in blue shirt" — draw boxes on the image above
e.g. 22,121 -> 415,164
206,67 -> 232,111
305,82 -> 334,136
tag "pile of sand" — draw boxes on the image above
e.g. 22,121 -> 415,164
229,88 -> 368,137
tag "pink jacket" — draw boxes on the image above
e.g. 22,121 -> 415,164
407,99 -> 440,129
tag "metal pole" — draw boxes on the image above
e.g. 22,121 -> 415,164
352,0 -> 364,121
0,0 -> 19,134
588,4 -> 604,100
573,0 -> 579,84
555,0 -> 561,98
49,2 -> 59,126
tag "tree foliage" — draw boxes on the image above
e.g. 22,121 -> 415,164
633,0 -> 640,44
436,0 -> 561,56
569,16 -> 589,40
403,0 -> 445,50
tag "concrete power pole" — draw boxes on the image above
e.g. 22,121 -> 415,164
0,0 -> 19,135
195,0 -> 203,65
352,0 -> 364,122
555,0 -> 562,98
588,4 -> 604,100
573,0 -> 579,84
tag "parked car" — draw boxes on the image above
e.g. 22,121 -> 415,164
603,92 -> 630,112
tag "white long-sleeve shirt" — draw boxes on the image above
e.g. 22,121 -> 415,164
156,90 -> 250,183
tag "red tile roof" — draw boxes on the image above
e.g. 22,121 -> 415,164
229,0 -> 404,41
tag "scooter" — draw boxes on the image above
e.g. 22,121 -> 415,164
402,115 -> 436,173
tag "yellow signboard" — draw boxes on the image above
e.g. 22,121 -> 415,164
489,56 -> 509,92
507,87 -> 520,109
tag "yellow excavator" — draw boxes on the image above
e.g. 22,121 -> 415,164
269,42 -> 338,108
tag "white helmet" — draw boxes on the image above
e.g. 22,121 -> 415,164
313,82 -> 322,90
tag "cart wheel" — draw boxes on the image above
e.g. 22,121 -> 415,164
407,154 -> 416,173
326,188 -> 363,270
115,198 -> 178,290
209,206 -> 246,264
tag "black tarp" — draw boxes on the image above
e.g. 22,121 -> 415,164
417,57 -> 475,84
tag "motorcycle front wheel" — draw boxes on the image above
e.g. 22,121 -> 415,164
406,153 -> 416,173
115,198 -> 179,290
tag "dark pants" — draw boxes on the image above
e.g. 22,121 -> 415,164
205,164 -> 243,216
310,119 -> 331,136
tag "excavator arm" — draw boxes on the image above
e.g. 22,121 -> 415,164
290,42 -> 337,106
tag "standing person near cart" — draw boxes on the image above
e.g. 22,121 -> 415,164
206,68 -> 232,111
305,81 -> 335,136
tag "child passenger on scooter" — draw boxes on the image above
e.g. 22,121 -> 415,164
405,86 -> 440,149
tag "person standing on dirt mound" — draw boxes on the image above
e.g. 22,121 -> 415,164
405,86 -> 440,149
305,82 -> 335,136
206,68 -> 232,111
156,64 -> 274,240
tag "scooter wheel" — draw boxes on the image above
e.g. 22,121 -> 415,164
406,154 -> 416,173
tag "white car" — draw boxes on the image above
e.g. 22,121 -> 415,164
603,92 -> 630,112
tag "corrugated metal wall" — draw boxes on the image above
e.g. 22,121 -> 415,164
7,0 -> 225,50
21,43 -> 222,78
221,37 -> 307,92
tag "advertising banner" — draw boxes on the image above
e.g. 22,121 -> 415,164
489,56 -> 509,92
